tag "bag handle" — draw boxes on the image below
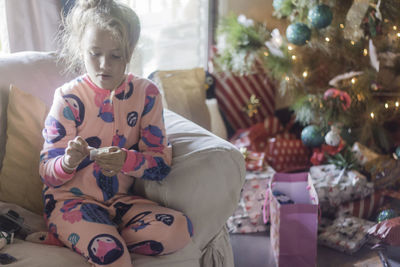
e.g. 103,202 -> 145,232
307,185 -> 322,222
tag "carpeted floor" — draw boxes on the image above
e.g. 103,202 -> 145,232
230,232 -> 400,267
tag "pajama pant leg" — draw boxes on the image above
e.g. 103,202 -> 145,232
47,199 -> 133,267
113,197 -> 193,256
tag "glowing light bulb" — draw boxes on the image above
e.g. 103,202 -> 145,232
394,26 -> 398,30
370,112 -> 375,119
351,41 -> 355,45
385,103 -> 389,109
351,78 -> 356,84
292,55 -> 297,60
302,71 -> 308,78
285,76 -> 290,81
397,32 -> 400,38
288,45 -> 293,51
325,37 -> 330,42
363,49 -> 368,56
396,101 -> 399,107
340,24 -> 344,29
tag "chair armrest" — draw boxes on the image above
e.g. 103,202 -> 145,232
133,109 -> 245,250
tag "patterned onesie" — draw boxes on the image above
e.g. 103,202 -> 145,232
39,74 -> 193,266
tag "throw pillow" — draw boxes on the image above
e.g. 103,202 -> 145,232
153,68 -> 211,131
0,85 -> 48,214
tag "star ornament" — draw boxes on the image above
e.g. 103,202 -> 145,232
243,94 -> 261,118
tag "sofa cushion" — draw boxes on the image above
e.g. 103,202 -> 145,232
0,51 -> 73,171
0,85 -> 48,214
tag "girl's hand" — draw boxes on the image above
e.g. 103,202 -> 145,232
93,146 -> 127,177
62,136 -> 91,173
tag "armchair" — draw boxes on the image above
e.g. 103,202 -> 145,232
0,51 -> 245,267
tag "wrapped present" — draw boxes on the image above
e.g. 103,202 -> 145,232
365,155 -> 400,189
309,164 -> 374,207
227,167 -> 275,233
230,129 -> 251,149
318,215 -> 376,254
351,142 -> 380,166
212,65 -> 276,131
230,116 -> 284,152
265,137 -> 310,172
337,190 -> 388,220
368,216 -> 400,246
245,150 -> 266,171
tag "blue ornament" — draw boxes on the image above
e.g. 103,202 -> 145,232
286,22 -> 311,46
301,125 -> 325,147
377,209 -> 397,223
308,4 -> 333,29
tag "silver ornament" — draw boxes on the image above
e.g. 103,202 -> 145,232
325,130 -> 341,146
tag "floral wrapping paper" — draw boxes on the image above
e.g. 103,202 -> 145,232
226,167 -> 275,233
269,186 -> 281,264
309,164 -> 374,208
245,151 -> 266,171
318,215 -> 375,254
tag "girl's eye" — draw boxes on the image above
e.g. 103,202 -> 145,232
90,52 -> 100,57
112,55 -> 122,59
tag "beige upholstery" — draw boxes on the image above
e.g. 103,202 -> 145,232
0,51 -> 245,267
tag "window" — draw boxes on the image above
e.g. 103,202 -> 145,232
122,0 -> 210,77
0,0 -> 8,54
0,0 -> 211,76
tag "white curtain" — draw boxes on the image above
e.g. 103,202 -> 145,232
125,0 -> 209,77
1,0 -> 61,53
0,0 -> 209,77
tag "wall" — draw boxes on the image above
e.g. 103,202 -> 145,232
218,0 -> 291,109
219,0 -> 287,33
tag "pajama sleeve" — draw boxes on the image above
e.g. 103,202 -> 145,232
39,87 -> 79,187
121,81 -> 172,180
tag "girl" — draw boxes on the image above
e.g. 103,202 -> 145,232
38,0 -> 193,266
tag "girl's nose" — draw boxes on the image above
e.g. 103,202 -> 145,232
99,56 -> 110,70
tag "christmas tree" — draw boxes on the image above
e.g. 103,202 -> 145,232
214,0 -> 400,156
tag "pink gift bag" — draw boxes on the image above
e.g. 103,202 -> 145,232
263,172 -> 319,267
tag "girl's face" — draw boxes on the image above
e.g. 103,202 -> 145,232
81,25 -> 127,90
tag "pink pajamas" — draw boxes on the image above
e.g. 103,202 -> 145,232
39,74 -> 192,266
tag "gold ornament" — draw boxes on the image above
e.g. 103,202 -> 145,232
243,94 -> 260,118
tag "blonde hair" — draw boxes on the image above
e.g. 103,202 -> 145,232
58,0 -> 140,74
